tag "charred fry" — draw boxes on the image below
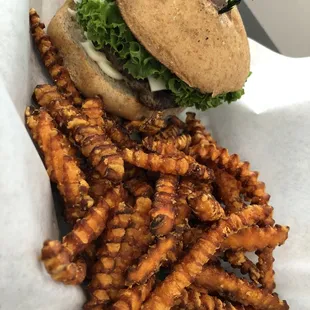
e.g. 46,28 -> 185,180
29,9 -> 82,105
26,108 -> 93,223
33,84 -> 124,181
112,277 -> 155,310
142,205 -> 272,309
150,174 -> 178,236
123,148 -> 214,180
195,265 -> 288,310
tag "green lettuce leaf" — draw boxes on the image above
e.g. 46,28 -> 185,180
77,0 -> 246,111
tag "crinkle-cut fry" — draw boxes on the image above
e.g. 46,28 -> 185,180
183,225 -> 289,252
29,9 -> 82,105
125,178 -> 154,198
155,123 -> 181,140
178,286 -> 242,310
122,148 -> 214,181
150,174 -> 178,236
222,225 -> 289,251
87,171 -> 114,202
191,146 -> 270,205
112,277 -> 155,310
26,108 -> 93,223
142,205 -> 272,310
81,97 -> 105,127
126,233 -> 178,286
212,165 -> 245,214
87,197 -> 153,307
41,240 -> 87,285
142,137 -> 179,155
225,250 -> 261,285
169,115 -> 186,129
186,113 -> 269,205
123,163 -> 146,181
142,134 -> 192,156
195,265 -> 289,310
174,178 -> 193,226
256,247 -> 276,292
41,189 -> 119,285
125,112 -> 166,134
104,117 -> 137,149
188,191 -> 225,222
33,84 -> 124,181
186,112 -> 216,145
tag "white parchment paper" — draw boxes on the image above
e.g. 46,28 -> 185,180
0,1 -> 309,309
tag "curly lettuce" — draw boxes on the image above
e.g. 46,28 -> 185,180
76,0 -> 246,111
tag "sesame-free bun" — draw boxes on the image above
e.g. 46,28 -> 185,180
117,0 -> 250,96
47,0 -> 183,120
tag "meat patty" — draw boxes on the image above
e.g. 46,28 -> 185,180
102,47 -> 177,110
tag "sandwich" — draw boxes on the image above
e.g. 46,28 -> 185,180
47,0 -> 250,120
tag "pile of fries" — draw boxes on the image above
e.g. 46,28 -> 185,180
28,9 -> 290,310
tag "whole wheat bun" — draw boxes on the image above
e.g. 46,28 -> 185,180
117,0 -> 250,96
47,0 -> 183,120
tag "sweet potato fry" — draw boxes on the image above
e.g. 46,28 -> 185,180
122,148 -> 214,180
112,277 -> 155,310
222,225 -> 289,251
178,286 -> 242,310
256,247 -> 276,292
87,197 -> 153,307
33,84 -> 124,181
186,112 -> 216,145
41,187 -> 123,285
174,178 -> 193,226
124,178 -> 154,198
225,250 -> 261,284
125,112 -> 166,135
143,134 -> 192,156
29,9 -> 82,105
195,265 -> 288,310
126,234 -> 178,286
186,114 -> 269,205
87,171 -> 114,202
188,191 -> 225,222
150,174 -> 178,236
26,108 -> 93,223
183,225 -> 289,252
212,165 -> 245,214
81,97 -> 105,127
142,205 -> 272,309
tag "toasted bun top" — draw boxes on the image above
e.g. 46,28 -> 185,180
47,0 -> 183,120
117,0 -> 250,95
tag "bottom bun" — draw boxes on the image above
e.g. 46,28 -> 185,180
47,0 -> 183,120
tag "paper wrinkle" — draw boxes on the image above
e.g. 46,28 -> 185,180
0,1 -> 309,309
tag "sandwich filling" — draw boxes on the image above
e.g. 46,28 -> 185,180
75,0 -> 246,111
